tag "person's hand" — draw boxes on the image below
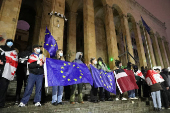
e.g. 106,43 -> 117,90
39,61 -> 43,66
166,87 -> 169,90
0,60 -> 3,65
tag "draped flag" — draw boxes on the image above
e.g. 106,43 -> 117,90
1,49 -> 18,81
114,68 -> 138,94
141,16 -> 151,34
44,58 -> 93,87
145,70 -> 164,86
134,70 -> 145,79
90,65 -> 116,94
44,28 -> 58,58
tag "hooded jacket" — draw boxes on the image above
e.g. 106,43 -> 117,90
160,69 -> 169,91
72,52 -> 83,64
97,57 -> 111,72
0,39 -> 15,77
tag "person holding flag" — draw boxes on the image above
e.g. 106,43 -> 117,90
51,49 -> 65,106
145,68 -> 164,111
0,39 -> 18,108
18,45 -> 45,107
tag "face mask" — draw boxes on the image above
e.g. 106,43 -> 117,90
59,53 -> 63,57
36,49 -> 41,53
7,42 -> 13,47
94,61 -> 97,64
99,61 -> 102,66
78,55 -> 82,59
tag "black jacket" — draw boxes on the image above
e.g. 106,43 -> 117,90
160,72 -> 169,91
28,54 -> 44,75
0,39 -> 15,77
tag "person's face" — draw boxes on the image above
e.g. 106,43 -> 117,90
58,50 -> 63,55
155,70 -> 160,74
119,63 -> 122,67
92,59 -> 97,64
34,47 -> 40,53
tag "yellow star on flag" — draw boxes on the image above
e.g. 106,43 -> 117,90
109,86 -> 111,88
46,44 -> 49,46
68,79 -> 71,81
54,44 -> 56,46
104,84 -> 106,86
74,79 -> 77,81
105,73 -> 107,74
110,83 -> 112,85
81,73 -> 83,75
108,75 -> 110,77
101,80 -> 103,82
79,76 -> 82,79
110,79 -> 112,81
77,67 -> 79,68
73,65 -> 75,67
107,86 -> 108,88
100,72 -> 102,74
68,63 -> 71,65
63,75 -> 66,78
64,63 -> 66,66
100,76 -> 102,78
80,70 -> 82,72
61,70 -> 63,73
51,44 -> 53,46
45,33 -> 49,35
61,66 -> 64,69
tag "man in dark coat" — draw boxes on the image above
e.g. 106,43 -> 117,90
160,68 -> 170,109
0,39 -> 16,108
15,46 -> 32,104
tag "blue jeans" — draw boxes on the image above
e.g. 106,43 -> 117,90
52,86 -> 63,103
151,90 -> 161,109
128,90 -> 135,98
21,73 -> 43,104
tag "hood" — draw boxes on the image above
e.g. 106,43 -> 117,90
115,60 -> 121,67
133,65 -> 138,73
75,52 -> 83,59
162,68 -> 169,76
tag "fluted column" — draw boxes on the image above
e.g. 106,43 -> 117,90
133,22 -> 147,67
145,31 -> 156,68
157,36 -> 169,68
104,5 -> 119,69
0,0 -> 22,45
49,0 -> 65,49
164,41 -> 170,65
83,0 -> 97,64
149,32 -> 164,67
121,14 -> 135,64
66,12 -> 77,62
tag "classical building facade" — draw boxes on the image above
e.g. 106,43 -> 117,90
0,0 -> 170,69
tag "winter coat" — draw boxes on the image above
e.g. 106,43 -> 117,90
97,63 -> 112,72
160,72 -> 169,91
72,52 -> 83,64
28,53 -> 44,75
150,83 -> 163,92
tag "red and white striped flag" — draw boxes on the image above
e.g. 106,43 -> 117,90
114,68 -> 138,94
145,70 -> 164,86
2,50 -> 18,81
134,70 -> 145,79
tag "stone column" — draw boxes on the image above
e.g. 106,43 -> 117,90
49,0 -> 65,49
121,14 -> 135,64
104,5 -> 119,69
164,41 -> 170,65
38,0 -> 52,57
133,22 -> 147,68
145,31 -> 156,68
0,0 -> 22,45
149,32 -> 164,67
66,12 -> 77,62
83,0 -> 97,64
157,37 -> 169,68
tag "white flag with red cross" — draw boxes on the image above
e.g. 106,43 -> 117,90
134,70 -> 145,79
2,50 -> 18,81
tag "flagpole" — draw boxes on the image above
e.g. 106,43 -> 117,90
142,25 -> 152,69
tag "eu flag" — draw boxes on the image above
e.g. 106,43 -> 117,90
141,16 -> 151,34
90,65 -> 116,94
44,58 -> 93,87
44,28 -> 58,58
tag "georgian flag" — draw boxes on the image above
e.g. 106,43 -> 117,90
145,70 -> 164,86
2,50 -> 18,81
114,68 -> 138,94
134,70 -> 145,79
27,54 -> 45,75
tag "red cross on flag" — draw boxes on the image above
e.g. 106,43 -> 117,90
134,70 -> 145,79
2,50 -> 18,81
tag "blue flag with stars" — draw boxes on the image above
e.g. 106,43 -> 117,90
44,28 -> 58,58
44,58 -> 93,87
141,16 -> 151,34
90,65 -> 116,94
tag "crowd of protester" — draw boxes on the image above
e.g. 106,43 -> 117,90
0,39 -> 170,112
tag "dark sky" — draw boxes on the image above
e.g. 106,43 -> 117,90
136,0 -> 170,41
